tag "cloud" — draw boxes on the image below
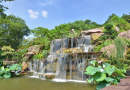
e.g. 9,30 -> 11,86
42,11 -> 48,18
39,0 -> 53,6
28,9 -> 39,19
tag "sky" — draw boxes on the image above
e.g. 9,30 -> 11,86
1,0 -> 130,30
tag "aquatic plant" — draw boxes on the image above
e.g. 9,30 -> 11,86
84,60 -> 126,90
0,64 -> 22,78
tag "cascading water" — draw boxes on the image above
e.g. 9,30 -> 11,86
28,35 -> 100,82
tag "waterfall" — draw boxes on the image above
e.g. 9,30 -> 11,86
28,35 -> 100,82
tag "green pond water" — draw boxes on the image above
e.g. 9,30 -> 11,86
0,77 -> 95,90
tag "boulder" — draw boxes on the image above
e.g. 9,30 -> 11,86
91,33 -> 104,41
28,45 -> 43,53
24,52 -> 35,60
100,44 -> 127,59
115,27 -> 120,32
3,61 -> 17,65
100,44 -> 116,58
45,74 -> 55,79
22,62 -> 29,72
118,30 -> 130,39
81,28 -> 103,36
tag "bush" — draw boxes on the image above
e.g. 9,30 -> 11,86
127,48 -> 130,54
104,24 -> 113,30
125,54 -> 130,60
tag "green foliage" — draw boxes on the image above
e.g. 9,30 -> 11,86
0,0 -> 14,18
94,40 -> 113,52
0,15 -> 30,49
125,39 -> 130,47
12,48 -> 28,62
126,48 -> 130,54
104,14 -> 130,31
115,37 -> 126,59
85,60 -> 126,90
125,54 -> 130,60
1,45 -> 14,59
0,63 -> 22,78
32,50 -> 48,60
32,54 -> 38,59
104,24 -> 113,30
122,14 -> 130,23
42,50 -> 48,58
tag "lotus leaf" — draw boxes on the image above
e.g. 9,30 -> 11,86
96,80 -> 110,90
105,77 -> 114,82
104,66 -> 115,75
93,72 -> 106,82
87,77 -> 93,83
86,66 -> 101,75
4,73 -> 11,78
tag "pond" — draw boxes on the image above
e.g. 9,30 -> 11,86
0,77 -> 95,90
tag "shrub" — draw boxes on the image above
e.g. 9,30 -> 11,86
104,24 -> 113,30
127,48 -> 130,54
125,54 -> 130,60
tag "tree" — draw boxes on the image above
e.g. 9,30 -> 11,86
1,45 -> 14,60
85,19 -> 91,24
0,0 -> 14,18
0,15 -> 30,49
104,13 -> 117,25
122,14 -> 130,23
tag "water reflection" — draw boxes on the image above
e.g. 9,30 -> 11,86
0,77 -> 95,90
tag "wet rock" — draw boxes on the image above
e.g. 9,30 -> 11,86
45,63 -> 58,73
64,48 -> 82,54
27,71 -> 33,76
67,64 -> 76,71
45,74 -> 55,79
22,62 -> 29,72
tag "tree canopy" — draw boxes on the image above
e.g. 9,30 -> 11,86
0,15 -> 30,49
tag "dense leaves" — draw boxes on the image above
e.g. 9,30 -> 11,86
0,63 -> 22,78
85,60 -> 126,90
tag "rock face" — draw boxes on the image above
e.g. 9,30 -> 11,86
28,45 -> 43,53
100,44 -> 116,58
24,45 -> 43,60
81,28 -> 103,36
91,33 -> 104,41
22,62 -> 29,72
118,30 -> 130,39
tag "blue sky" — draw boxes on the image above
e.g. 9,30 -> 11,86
2,0 -> 130,30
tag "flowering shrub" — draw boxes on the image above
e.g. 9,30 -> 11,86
84,60 -> 126,90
